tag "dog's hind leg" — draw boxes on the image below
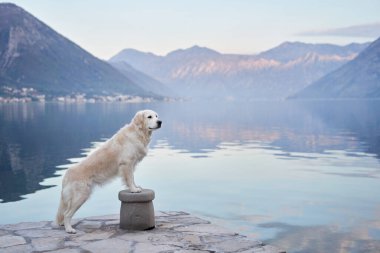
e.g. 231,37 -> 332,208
56,193 -> 66,226
63,182 -> 91,234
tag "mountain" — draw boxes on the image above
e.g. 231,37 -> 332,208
0,3 -> 150,98
109,61 -> 173,97
258,41 -> 368,63
290,37 -> 380,99
109,45 -> 227,98
109,43 -> 369,99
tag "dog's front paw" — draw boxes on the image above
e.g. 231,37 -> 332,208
65,227 -> 76,234
130,187 -> 142,193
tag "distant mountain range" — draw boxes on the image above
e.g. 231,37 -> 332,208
1,3 -> 378,101
109,42 -> 370,99
0,3 -> 158,99
290,37 -> 380,99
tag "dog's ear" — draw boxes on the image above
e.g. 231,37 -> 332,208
132,111 -> 146,130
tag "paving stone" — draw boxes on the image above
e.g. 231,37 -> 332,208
0,230 -> 9,236
105,219 -> 120,225
174,223 -> 236,235
202,233 -> 244,243
158,215 -> 209,223
85,214 -> 119,220
134,241 -> 181,252
180,233 -> 203,245
75,220 -> 103,231
0,221 -> 48,230
48,248 -> 81,253
149,232 -> 181,245
31,237 -> 63,251
74,230 -> 114,241
0,244 -> 33,253
156,217 -> 209,230
80,238 -> 133,253
242,245 -> 286,253
15,228 -> 70,238
63,240 -> 82,248
173,250 -> 209,253
241,246 -> 282,253
0,234 -> 26,248
117,230 -> 156,242
210,238 -> 263,253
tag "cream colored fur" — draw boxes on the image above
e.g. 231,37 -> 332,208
56,110 -> 161,233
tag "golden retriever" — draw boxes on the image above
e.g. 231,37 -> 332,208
56,110 -> 162,233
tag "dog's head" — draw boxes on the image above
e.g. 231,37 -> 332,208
132,110 -> 162,131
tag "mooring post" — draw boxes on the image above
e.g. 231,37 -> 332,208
118,189 -> 155,230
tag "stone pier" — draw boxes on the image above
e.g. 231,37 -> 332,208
0,211 -> 285,253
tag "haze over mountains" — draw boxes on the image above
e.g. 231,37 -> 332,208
109,42 -> 370,99
0,3 -> 379,101
109,61 -> 172,97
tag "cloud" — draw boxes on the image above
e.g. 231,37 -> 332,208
297,22 -> 380,38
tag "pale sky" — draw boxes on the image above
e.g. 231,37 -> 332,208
2,0 -> 380,60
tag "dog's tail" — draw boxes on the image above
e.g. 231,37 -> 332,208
56,193 -> 65,226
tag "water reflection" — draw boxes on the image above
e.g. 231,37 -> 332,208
161,100 -> 380,159
261,219 -> 380,253
0,103 -> 139,202
0,101 -> 380,203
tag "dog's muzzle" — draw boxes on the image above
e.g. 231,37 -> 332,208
157,120 -> 162,128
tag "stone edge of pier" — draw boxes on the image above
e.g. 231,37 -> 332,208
0,211 -> 285,253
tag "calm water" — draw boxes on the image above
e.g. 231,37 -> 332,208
0,101 -> 380,253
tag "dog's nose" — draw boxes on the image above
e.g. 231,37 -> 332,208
157,120 -> 162,127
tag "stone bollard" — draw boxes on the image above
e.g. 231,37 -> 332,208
118,189 -> 155,230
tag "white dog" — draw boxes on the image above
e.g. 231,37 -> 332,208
56,110 -> 162,233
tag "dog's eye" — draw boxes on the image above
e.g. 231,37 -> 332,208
147,116 -> 152,119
